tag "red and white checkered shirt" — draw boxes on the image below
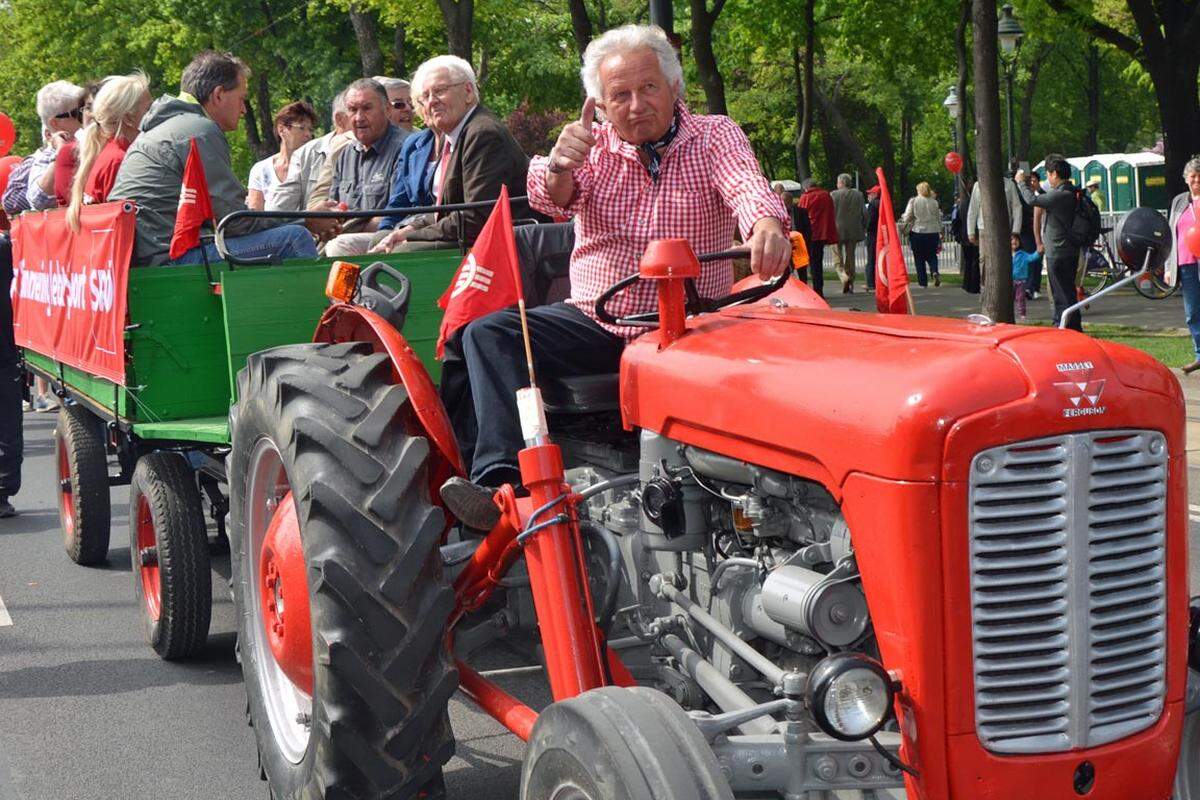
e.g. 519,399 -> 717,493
527,103 -> 789,339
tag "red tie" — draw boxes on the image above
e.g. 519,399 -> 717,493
435,139 -> 452,205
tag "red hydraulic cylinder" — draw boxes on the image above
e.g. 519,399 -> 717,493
517,443 -> 608,700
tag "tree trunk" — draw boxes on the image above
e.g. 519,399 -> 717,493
898,109 -> 912,195
1017,43 -> 1052,163
689,0 -> 728,115
877,113 -> 896,193
955,0 -> 975,183
348,6 -> 385,77
794,0 -> 816,180
253,74 -> 277,158
1150,57 -> 1200,198
567,0 -> 594,61
1085,43 -> 1100,154
393,24 -> 406,77
243,95 -> 265,161
972,0 -> 1013,323
436,0 -> 474,61
814,86 -> 874,185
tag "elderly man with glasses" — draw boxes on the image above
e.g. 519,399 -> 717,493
9,80 -> 86,214
370,54 -> 529,254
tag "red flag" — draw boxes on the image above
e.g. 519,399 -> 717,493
873,167 -> 913,315
436,185 -> 523,358
169,138 -> 215,260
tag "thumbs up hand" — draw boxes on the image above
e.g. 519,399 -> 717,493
548,96 -> 597,175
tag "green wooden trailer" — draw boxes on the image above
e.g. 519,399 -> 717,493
25,248 -> 461,657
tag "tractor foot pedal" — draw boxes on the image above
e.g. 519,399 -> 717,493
440,477 -> 502,531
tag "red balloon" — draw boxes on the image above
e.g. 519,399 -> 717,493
1185,225 -> 1200,257
0,113 -> 14,158
944,151 -> 963,174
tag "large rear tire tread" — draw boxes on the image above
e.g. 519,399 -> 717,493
129,451 -> 212,660
520,686 -> 733,800
230,341 -> 456,800
57,404 -> 111,565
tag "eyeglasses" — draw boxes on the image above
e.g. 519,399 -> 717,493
390,99 -> 412,110
285,123 -> 314,133
416,82 -> 465,103
54,106 -> 83,121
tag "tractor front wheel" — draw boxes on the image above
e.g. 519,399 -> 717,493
228,341 -> 456,799
128,452 -> 212,659
56,404 -> 111,565
520,686 -> 733,800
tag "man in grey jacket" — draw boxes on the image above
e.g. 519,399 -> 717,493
829,174 -> 866,293
110,51 -> 318,266
966,172 -> 1023,287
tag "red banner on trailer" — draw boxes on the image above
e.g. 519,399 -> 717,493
10,202 -> 135,385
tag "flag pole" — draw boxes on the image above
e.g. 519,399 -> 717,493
516,295 -> 537,389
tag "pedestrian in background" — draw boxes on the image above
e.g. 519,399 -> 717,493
830,173 -> 865,293
864,185 -> 880,291
0,232 -> 21,517
1168,156 -> 1200,374
1032,154 -> 1083,331
1010,233 -> 1040,322
798,177 -> 838,297
900,181 -> 942,287
954,178 -> 980,293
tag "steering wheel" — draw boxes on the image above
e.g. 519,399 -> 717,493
595,262 -> 792,328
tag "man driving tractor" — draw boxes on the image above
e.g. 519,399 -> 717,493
438,24 -> 792,529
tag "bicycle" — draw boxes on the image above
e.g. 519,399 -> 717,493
1079,226 -> 1178,300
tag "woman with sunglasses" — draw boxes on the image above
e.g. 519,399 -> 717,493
247,101 -> 318,211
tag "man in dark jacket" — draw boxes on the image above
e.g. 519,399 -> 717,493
0,233 -> 21,517
1033,153 -> 1083,330
110,51 -> 318,266
371,55 -> 529,253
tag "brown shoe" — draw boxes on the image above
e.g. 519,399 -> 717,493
933,274 -> 941,288
1182,360 -> 1200,375
841,279 -> 851,294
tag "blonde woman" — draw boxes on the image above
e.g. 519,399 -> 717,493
900,181 -> 943,287
67,72 -> 152,231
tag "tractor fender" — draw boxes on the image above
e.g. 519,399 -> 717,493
313,304 -> 464,478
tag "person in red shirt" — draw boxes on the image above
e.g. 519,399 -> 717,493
797,178 -> 838,297
67,72 -> 152,230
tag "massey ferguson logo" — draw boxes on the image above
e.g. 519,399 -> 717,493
1053,361 -> 1106,418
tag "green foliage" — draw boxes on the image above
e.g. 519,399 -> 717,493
0,0 -> 1163,199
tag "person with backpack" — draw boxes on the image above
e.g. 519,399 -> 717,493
1032,153 -> 1093,331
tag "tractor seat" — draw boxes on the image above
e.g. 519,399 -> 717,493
541,373 -> 620,414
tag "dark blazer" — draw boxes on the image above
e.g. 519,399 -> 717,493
379,128 -> 436,230
406,105 -> 529,246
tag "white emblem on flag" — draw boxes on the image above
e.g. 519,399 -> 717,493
451,253 -> 494,298
178,185 -> 197,208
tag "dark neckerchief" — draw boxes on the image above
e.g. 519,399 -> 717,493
639,113 -> 679,183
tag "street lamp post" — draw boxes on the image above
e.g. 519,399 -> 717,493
943,86 -> 961,201
997,4 -> 1024,168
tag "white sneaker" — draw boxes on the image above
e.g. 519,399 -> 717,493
21,401 -> 31,412
1031,291 -> 1040,299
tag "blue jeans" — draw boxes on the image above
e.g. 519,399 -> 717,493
170,224 -> 317,265
1180,263 -> 1200,359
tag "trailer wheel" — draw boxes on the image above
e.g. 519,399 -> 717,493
129,452 -> 212,660
1177,709 -> 1200,799
521,686 -> 733,800
56,404 -> 111,565
229,341 -> 456,800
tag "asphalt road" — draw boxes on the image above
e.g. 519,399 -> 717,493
1,391 -> 1198,800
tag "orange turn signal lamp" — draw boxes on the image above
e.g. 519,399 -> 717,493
325,260 -> 360,303
790,231 -> 810,270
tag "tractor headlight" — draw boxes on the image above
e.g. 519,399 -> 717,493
806,652 -> 894,741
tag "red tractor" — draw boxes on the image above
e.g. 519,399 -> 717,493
225,230 -> 1192,800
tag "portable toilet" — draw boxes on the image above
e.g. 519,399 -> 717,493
1067,156 -> 1088,186
1127,151 -> 1169,210
1083,154 -> 1122,211
1109,156 -> 1137,211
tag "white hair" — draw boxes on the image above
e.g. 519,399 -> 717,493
36,79 -> 87,127
581,24 -> 683,101
371,76 -> 411,92
331,89 -> 348,123
411,56 -> 477,100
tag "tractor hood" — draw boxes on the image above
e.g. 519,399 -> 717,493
618,306 -> 1173,487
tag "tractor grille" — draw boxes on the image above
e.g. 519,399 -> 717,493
968,430 -> 1168,754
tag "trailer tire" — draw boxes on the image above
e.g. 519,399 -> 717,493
521,686 -> 733,800
129,451 -> 212,660
229,341 -> 456,800
56,404 -> 111,565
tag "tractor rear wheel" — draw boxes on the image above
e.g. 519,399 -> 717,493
520,686 -> 733,800
128,451 -> 212,659
56,404 -> 111,565
229,341 -> 456,800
